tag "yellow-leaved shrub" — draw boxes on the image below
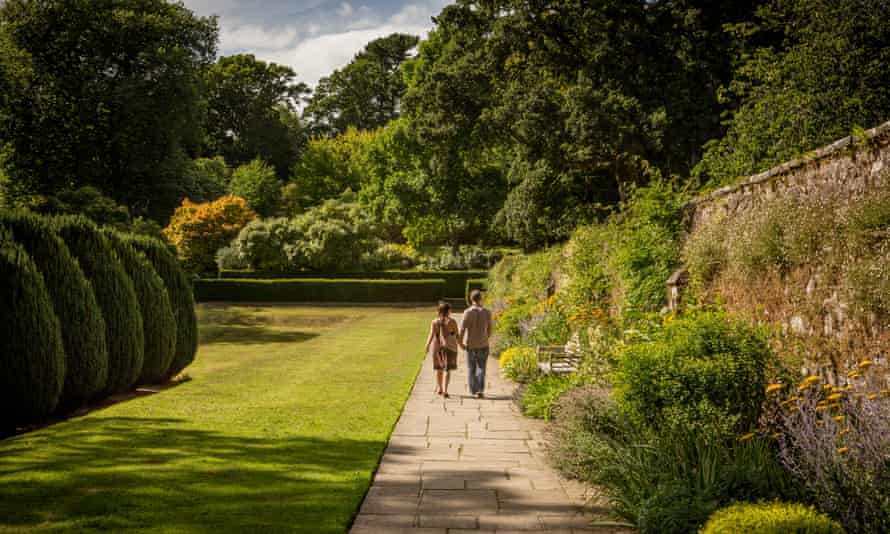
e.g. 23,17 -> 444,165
163,195 -> 255,273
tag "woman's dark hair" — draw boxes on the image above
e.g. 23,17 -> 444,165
437,300 -> 451,317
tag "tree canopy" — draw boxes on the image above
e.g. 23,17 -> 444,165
204,54 -> 308,177
304,33 -> 419,136
0,0 -> 217,220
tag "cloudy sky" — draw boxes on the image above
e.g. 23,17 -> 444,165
182,0 -> 450,88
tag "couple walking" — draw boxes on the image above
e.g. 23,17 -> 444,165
424,290 -> 493,399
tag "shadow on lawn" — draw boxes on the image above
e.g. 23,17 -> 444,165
199,325 -> 319,345
0,417 -> 386,533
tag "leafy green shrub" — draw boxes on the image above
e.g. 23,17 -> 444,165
701,502 -> 845,534
361,243 -> 419,270
499,346 -> 539,383
564,223 -> 613,308
55,216 -> 143,395
104,230 -> 176,384
418,245 -> 506,270
683,217 -> 729,294
226,194 -> 383,273
521,374 -> 577,420
549,386 -> 623,480
126,234 -> 198,379
228,158 -> 281,216
614,311 -> 772,431
0,230 -> 65,427
0,210 -> 108,406
194,278 -> 446,303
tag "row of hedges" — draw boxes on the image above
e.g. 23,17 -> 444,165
0,211 -> 197,429
218,269 -> 486,297
194,278 -> 447,303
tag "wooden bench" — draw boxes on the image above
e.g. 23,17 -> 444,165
536,344 -> 580,375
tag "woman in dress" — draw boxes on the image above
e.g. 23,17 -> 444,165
424,301 -> 459,397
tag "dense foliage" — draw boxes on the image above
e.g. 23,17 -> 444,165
0,230 -> 65,428
0,0 -> 217,221
55,216 -> 144,395
0,210 -> 108,406
204,54 -> 306,177
127,234 -> 198,379
163,195 -> 256,273
701,502 -> 845,534
104,230 -> 177,384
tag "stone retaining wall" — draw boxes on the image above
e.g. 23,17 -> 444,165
689,121 -> 890,231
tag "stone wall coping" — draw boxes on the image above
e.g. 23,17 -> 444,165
688,120 -> 890,208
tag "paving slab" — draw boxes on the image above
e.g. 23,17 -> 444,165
349,312 -> 625,533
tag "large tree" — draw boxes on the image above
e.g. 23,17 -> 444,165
403,0 -> 761,249
204,54 -> 308,178
696,0 -> 890,186
0,0 -> 218,221
305,33 -> 419,135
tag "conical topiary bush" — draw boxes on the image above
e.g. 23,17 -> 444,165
0,210 -> 108,407
0,228 -> 65,428
104,229 -> 177,384
126,234 -> 198,378
54,216 -> 144,395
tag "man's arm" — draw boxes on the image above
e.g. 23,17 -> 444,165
458,315 -> 468,349
486,310 -> 493,341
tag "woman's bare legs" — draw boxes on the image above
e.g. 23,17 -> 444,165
435,369 -> 445,394
443,371 -> 451,397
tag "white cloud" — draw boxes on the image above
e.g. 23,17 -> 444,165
221,23 -> 299,51
336,2 -> 354,17
184,0 -> 450,88
260,21 -> 431,87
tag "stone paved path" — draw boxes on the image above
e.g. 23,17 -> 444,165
350,315 -> 631,534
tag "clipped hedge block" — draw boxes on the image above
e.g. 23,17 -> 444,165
218,269 -> 486,297
104,230 -> 177,384
194,278 -> 447,303
0,211 -> 108,406
465,278 -> 488,304
701,502 -> 845,534
55,216 -> 144,394
0,230 -> 65,427
127,235 -> 198,378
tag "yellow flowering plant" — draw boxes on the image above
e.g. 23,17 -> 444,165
763,358 -> 890,531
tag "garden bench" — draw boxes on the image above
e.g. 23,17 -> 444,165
536,344 -> 580,375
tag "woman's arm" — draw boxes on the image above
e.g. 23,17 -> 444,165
424,321 -> 436,351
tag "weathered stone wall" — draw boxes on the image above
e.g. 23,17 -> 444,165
689,121 -> 890,231
682,120 -> 890,384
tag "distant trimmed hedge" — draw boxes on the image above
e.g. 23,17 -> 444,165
218,269 -> 486,297
104,230 -> 177,384
55,216 -> 144,395
195,278 -> 447,303
0,211 -> 108,406
465,278 -> 488,304
127,235 -> 198,379
0,232 -> 66,427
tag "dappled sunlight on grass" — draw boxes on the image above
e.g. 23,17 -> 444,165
0,305 -> 430,533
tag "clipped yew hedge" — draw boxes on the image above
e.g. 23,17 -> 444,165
0,211 -> 109,406
218,269 -> 487,297
465,278 -> 488,304
127,235 -> 198,379
104,230 -> 177,384
55,216 -> 144,395
0,230 -> 65,428
194,278 -> 446,303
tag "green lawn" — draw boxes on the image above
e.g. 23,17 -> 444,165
0,304 -> 431,533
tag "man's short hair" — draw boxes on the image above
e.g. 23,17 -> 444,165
470,289 -> 483,303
